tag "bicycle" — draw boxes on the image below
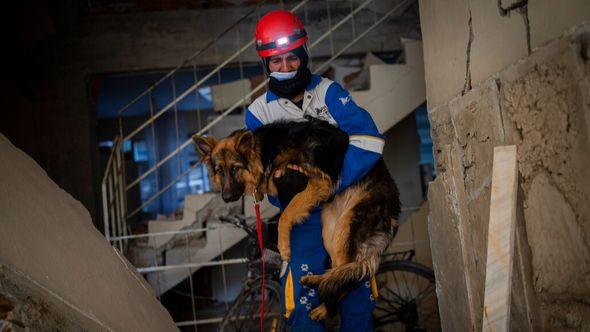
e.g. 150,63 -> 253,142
217,214 -> 285,332
373,250 -> 439,331
218,215 -> 439,332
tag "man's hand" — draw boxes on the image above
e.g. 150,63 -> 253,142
274,164 -> 308,178
274,164 -> 308,205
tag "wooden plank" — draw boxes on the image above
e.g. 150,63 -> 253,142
482,145 -> 518,332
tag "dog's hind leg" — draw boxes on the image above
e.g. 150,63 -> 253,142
277,174 -> 332,261
319,231 -> 392,317
300,206 -> 354,289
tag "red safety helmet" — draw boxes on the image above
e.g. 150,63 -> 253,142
255,10 -> 308,58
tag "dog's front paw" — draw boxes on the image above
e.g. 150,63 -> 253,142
277,216 -> 292,262
278,244 -> 291,262
309,304 -> 328,321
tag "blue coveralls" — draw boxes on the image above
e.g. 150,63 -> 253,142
246,75 -> 384,331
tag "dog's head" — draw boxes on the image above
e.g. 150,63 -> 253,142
192,130 -> 263,202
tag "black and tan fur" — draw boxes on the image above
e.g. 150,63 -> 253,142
193,118 -> 401,320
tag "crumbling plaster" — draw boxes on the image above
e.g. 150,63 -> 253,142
1,266 -> 87,331
499,39 -> 590,246
498,38 -> 590,315
425,23 -> 590,330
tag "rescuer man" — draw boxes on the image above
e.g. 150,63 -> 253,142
245,10 -> 384,331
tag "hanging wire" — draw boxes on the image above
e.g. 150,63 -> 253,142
193,63 -> 203,132
215,42 -> 223,114
326,0 -> 335,58
350,0 -> 357,39
149,93 -> 161,214
304,1 -> 313,70
236,24 -> 247,112
172,74 -> 183,199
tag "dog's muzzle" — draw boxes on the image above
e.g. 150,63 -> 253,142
222,191 -> 241,202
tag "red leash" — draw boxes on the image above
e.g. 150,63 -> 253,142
253,194 -> 265,332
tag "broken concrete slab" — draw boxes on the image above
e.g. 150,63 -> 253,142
448,79 -> 506,195
0,133 -> 177,331
427,104 -> 454,174
0,266 -> 87,331
440,81 -> 510,331
428,170 -> 474,332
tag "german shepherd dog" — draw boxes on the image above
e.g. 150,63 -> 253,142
192,118 -> 401,320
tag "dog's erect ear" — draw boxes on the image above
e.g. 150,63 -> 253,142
235,131 -> 254,157
192,134 -> 216,163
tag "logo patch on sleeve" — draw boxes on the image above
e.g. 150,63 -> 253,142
339,95 -> 351,106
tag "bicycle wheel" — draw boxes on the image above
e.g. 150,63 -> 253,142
373,260 -> 440,332
219,278 -> 285,332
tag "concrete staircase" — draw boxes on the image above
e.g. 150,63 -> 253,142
135,193 -> 278,296
352,39 -> 426,133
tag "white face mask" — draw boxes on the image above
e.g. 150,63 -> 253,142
270,71 -> 297,81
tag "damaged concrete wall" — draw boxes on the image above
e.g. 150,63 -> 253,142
419,1 -> 590,330
420,0 -> 590,109
0,133 -> 177,331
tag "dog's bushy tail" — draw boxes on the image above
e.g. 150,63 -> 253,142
318,232 -> 391,317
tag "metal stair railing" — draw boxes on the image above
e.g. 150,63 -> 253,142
102,0 -> 307,242
101,136 -> 129,251
102,0 -> 415,241
121,0 -> 310,197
